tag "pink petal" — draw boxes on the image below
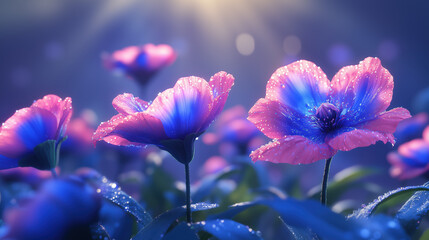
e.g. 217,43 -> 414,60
265,60 -> 330,115
361,108 -> 411,134
143,44 -> 176,70
202,72 -> 235,130
147,76 -> 213,139
248,98 -> 320,139
93,112 -> 167,147
209,71 -> 235,99
31,94 -> 73,139
111,46 -> 140,65
328,128 -> 394,151
92,114 -> 124,143
250,136 -> 336,165
424,126 -> 429,142
330,57 -> 394,123
112,93 -> 150,115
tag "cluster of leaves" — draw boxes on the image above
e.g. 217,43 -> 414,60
80,159 -> 429,240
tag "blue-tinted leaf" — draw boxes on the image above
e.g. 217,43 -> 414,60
99,201 -> 136,240
192,166 -> 240,202
193,219 -> 262,240
210,198 -> 409,240
80,171 -> 152,228
279,218 -> 318,240
132,203 -> 218,240
354,215 -> 409,240
90,224 -> 111,240
348,185 -> 429,219
163,222 -> 199,240
396,182 -> 429,233
210,198 -> 354,240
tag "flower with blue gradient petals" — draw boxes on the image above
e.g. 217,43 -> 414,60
0,95 -> 72,170
248,57 -> 411,164
103,44 -> 176,86
93,71 -> 234,164
3,176 -> 101,240
388,126 -> 429,179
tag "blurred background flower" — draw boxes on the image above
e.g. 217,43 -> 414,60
388,138 -> 429,180
102,43 -> 176,87
203,105 -> 264,157
2,176 -> 101,240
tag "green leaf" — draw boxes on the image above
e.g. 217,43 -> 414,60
419,228 -> 429,240
220,163 -> 260,207
307,166 -> 379,205
141,163 -> 184,215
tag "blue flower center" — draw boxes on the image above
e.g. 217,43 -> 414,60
315,103 -> 341,132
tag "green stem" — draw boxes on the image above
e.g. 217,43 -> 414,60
321,157 -> 333,205
184,162 -> 192,223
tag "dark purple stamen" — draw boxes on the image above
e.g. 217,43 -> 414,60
315,103 -> 341,132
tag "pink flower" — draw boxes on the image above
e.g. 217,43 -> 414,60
387,126 -> 429,180
93,71 -> 234,163
103,44 -> 176,86
62,118 -> 95,153
388,138 -> 429,180
0,95 -> 72,170
203,105 -> 263,155
248,57 -> 411,164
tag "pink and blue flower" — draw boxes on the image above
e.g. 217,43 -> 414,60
103,44 -> 176,86
248,57 -> 411,164
388,126 -> 429,179
0,95 -> 72,170
93,71 -> 234,164
203,105 -> 263,156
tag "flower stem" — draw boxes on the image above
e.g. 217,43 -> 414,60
51,168 -> 58,179
321,157 -> 333,205
184,162 -> 192,223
